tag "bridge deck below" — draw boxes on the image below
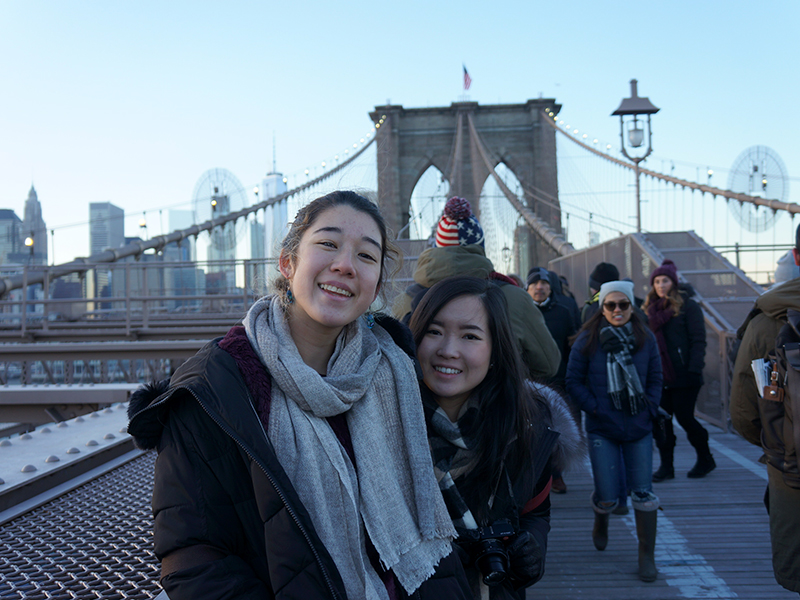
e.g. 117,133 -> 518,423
0,424 -> 794,599
536,426 -> 795,599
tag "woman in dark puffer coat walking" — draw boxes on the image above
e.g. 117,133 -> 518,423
645,259 -> 713,481
566,281 -> 662,583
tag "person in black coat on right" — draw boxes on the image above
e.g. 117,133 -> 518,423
644,259 -> 714,481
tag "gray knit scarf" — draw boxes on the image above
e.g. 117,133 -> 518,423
244,296 -> 456,599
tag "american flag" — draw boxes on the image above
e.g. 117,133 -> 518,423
463,65 -> 472,90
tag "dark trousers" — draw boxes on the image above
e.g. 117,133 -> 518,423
658,385 -> 709,455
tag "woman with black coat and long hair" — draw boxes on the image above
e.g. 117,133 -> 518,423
645,259 -> 713,481
409,276 -> 582,600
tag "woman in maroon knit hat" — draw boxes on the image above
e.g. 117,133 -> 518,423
643,259 -> 714,481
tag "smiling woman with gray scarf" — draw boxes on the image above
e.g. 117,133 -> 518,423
566,280 -> 663,583
128,191 -> 470,600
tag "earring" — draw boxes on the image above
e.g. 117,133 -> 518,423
365,313 -> 375,329
286,288 -> 294,304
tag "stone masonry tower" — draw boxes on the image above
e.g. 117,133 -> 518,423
369,99 -> 562,267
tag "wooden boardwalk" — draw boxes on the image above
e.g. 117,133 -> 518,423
532,425 -> 798,600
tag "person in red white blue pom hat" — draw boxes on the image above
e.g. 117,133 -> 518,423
391,195 -> 561,381
435,197 -> 485,248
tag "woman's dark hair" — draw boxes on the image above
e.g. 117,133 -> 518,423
409,276 -> 544,523
574,303 -> 649,355
274,190 -> 400,308
642,283 -> 684,317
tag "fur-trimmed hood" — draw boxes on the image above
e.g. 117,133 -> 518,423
128,378 -> 171,450
529,381 -> 585,474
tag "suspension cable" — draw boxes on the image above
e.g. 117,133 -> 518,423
542,113 -> 800,215
0,137 -> 376,297
466,114 -> 575,256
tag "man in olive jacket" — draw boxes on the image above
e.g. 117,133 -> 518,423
392,244 -> 560,379
730,225 -> 800,594
392,196 -> 560,380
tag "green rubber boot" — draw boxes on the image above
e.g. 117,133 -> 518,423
635,509 -> 657,582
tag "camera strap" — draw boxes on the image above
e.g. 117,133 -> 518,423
488,463 -> 520,528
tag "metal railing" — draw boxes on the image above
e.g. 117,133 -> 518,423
0,258 -> 275,341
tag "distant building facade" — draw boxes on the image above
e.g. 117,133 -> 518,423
262,172 -> 288,259
21,186 -> 48,265
89,202 -> 125,255
89,202 -> 125,300
163,210 -> 204,311
0,209 -> 22,264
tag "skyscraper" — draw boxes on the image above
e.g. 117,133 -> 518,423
89,202 -> 125,255
0,209 -> 22,264
22,186 -> 47,265
262,172 -> 288,259
89,202 -> 125,299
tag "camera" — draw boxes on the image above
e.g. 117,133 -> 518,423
466,519 -> 517,586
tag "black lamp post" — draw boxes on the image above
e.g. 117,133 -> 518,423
612,79 -> 660,233
24,234 -> 34,264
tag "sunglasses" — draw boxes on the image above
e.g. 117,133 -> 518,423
603,300 -> 631,311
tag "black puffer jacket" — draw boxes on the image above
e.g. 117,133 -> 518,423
534,298 -> 577,388
128,319 -> 470,600
660,291 -> 706,388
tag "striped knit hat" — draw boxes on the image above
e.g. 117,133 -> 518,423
435,197 -> 485,247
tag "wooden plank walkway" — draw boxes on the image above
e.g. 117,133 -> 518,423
532,425 -> 798,599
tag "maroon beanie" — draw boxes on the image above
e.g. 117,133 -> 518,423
650,259 -> 679,286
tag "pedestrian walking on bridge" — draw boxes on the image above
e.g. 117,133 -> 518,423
644,259 -> 713,481
566,281 -> 663,582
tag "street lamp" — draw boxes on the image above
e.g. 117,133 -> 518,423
612,79 -> 659,233
24,235 -> 34,264
501,245 -> 511,273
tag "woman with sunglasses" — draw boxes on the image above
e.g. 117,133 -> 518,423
566,280 -> 663,582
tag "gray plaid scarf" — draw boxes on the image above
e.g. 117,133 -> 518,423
425,397 -> 481,532
244,296 -> 455,599
599,322 -> 647,414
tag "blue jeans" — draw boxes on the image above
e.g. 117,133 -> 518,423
588,432 -> 659,513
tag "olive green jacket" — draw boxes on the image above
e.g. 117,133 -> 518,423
730,276 -> 800,445
391,246 -> 560,379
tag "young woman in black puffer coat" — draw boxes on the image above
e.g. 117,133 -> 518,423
645,259 -> 714,481
410,276 -> 583,599
128,191 -> 471,600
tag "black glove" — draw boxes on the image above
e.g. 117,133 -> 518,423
599,328 -> 625,354
506,531 -> 544,589
685,371 -> 703,388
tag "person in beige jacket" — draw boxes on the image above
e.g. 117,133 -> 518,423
730,225 -> 800,594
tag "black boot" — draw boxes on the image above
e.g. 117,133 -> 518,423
653,421 -> 675,482
687,453 -> 716,478
652,450 -> 675,482
634,509 -> 657,582
592,512 -> 609,551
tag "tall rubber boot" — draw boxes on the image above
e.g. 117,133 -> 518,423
634,509 -> 657,582
592,511 -> 609,551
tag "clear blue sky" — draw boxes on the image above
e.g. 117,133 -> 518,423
1,1 -> 798,264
